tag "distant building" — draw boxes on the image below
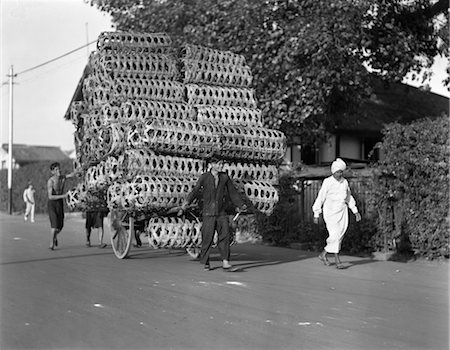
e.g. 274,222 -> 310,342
0,144 -> 70,169
285,78 -> 449,167
65,149 -> 77,160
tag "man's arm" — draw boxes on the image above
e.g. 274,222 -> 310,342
65,168 -> 81,179
25,190 -> 34,204
182,173 -> 205,209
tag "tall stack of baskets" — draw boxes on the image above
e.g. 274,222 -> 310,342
67,32 -> 286,250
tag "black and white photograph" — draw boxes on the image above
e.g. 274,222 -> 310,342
1,1 -> 449,349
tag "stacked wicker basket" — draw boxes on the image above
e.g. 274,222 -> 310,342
67,32 -> 286,250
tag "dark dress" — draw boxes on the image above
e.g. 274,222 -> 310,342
48,175 -> 66,230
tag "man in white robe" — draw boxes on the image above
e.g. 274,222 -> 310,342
312,158 -> 361,268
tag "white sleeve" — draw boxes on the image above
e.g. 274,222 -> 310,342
312,179 -> 328,218
346,181 -> 358,214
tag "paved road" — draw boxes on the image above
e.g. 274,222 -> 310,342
0,212 -> 448,350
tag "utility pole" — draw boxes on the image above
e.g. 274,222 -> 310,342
7,65 -> 14,215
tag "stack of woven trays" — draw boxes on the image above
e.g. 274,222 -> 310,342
67,32 -> 286,248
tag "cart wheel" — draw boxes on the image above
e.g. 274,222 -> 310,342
186,247 -> 200,259
109,210 -> 133,259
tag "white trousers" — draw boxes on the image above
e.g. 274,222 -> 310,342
25,203 -> 35,222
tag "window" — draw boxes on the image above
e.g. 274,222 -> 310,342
363,137 -> 380,161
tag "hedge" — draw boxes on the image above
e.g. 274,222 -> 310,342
0,160 -> 78,214
370,116 -> 449,260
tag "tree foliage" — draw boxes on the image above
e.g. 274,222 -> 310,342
370,116 -> 449,259
89,0 -> 449,142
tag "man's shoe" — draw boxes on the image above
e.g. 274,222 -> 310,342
204,264 -> 211,271
222,260 -> 232,270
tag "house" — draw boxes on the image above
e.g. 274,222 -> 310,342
0,144 -> 70,169
285,78 -> 449,167
65,149 -> 77,160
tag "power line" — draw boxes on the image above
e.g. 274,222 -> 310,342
18,53 -> 87,87
1,39 -> 97,86
15,39 -> 97,76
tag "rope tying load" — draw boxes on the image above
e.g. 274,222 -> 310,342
147,217 -> 202,249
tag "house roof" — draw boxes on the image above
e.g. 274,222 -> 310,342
2,144 -> 70,163
63,64 -> 91,120
335,78 -> 449,134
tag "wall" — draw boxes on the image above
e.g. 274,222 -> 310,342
318,135 -> 336,163
0,148 -> 19,169
339,135 -> 360,159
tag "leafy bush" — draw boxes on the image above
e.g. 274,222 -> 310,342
256,171 -> 302,246
229,214 -> 262,243
0,160 -> 78,214
371,116 -> 449,260
341,216 -> 377,255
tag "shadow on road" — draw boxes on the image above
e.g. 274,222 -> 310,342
128,247 -> 187,259
0,251 -> 112,265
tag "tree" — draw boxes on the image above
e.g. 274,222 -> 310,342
88,0 -> 449,143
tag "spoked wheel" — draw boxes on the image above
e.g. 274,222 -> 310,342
109,210 -> 134,259
186,247 -> 200,259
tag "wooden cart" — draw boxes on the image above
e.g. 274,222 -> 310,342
108,206 -> 202,260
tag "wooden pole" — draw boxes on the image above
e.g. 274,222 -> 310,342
7,65 -> 14,215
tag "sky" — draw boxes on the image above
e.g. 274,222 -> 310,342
1,0 -> 449,152
1,0 -> 113,152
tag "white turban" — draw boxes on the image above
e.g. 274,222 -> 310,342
331,158 -> 346,174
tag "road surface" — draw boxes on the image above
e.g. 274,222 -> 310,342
0,212 -> 448,350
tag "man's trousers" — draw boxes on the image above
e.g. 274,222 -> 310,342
200,215 -> 230,265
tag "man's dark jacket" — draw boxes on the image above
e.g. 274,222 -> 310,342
185,171 -> 244,216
